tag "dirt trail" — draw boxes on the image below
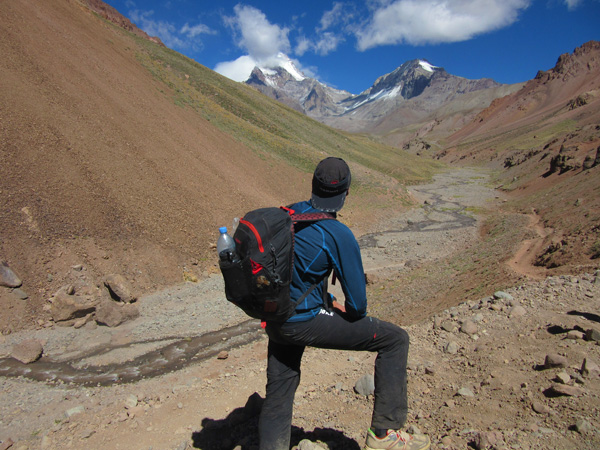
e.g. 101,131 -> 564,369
506,210 -> 554,280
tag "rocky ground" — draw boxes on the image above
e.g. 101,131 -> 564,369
0,168 -> 599,450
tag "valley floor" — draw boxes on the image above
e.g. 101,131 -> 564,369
0,168 -> 599,450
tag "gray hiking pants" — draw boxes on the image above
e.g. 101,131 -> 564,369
258,310 -> 409,450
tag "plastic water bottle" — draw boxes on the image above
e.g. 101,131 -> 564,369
231,217 -> 240,235
217,227 -> 236,262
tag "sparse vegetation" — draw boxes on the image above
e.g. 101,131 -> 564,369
129,34 -> 443,187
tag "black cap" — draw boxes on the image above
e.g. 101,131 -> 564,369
311,157 -> 351,212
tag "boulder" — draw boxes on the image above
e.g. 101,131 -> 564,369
95,298 -> 139,327
11,339 -> 43,364
104,274 -> 136,303
50,291 -> 97,322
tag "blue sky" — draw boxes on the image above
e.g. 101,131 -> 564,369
103,0 -> 599,94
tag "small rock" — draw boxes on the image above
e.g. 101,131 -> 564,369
11,339 -> 43,364
440,435 -> 453,446
555,371 -> 571,384
493,291 -> 514,302
456,387 -> 475,397
544,353 -> 568,369
124,394 -> 138,409
441,321 -> 457,333
546,384 -> 585,397
460,320 -> 478,336
574,419 -> 593,434
0,261 -> 22,288
406,424 -> 422,435
73,317 -> 88,329
585,328 -> 600,343
297,439 -> 327,450
65,405 -> 85,418
354,374 -> 375,396
12,288 -> 28,300
444,341 -> 459,354
509,305 -> 526,318
566,330 -> 584,340
471,431 -> 490,450
175,441 -> 189,450
472,313 -> 484,323
217,351 -> 229,360
532,401 -> 550,414
581,358 -> 600,378
72,264 -> 83,271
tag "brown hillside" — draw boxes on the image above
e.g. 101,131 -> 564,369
0,0 -> 315,332
438,41 -> 600,275
447,41 -> 600,145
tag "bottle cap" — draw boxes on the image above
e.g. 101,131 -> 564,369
219,226 -> 227,234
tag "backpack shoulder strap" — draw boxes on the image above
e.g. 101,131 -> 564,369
281,206 -> 336,311
280,205 -> 336,224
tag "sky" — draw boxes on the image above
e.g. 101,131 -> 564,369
102,0 -> 600,95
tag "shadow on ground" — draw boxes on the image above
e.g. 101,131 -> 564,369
192,393 -> 360,450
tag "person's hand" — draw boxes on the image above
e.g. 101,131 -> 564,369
332,300 -> 346,313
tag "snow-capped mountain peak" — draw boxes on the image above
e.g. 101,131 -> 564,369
249,53 -> 305,84
418,60 -> 437,72
276,54 -> 305,81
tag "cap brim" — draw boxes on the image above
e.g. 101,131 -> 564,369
311,191 -> 347,212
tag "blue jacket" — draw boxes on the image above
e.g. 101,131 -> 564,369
287,201 -> 367,322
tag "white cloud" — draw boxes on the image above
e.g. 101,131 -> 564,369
181,23 -> 215,38
216,5 -> 297,81
296,32 -> 344,56
319,2 -> 345,31
294,3 -> 348,56
129,9 -> 213,50
355,0 -> 531,50
226,4 -> 291,62
214,55 -> 258,82
129,10 -> 185,48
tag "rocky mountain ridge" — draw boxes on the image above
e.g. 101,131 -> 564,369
245,57 -> 519,141
245,57 -> 351,116
83,0 -> 164,46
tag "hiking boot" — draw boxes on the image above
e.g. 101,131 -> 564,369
364,428 -> 430,450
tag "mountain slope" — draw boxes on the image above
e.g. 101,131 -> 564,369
0,0 -> 441,332
440,41 -> 600,272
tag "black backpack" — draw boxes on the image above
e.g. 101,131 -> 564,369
219,206 -> 335,322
